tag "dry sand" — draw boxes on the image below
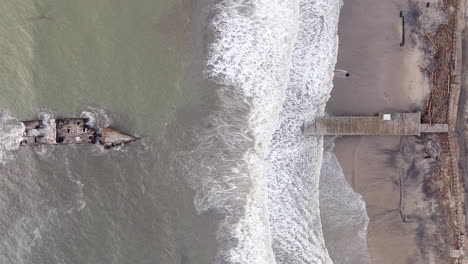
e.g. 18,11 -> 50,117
326,0 -> 452,263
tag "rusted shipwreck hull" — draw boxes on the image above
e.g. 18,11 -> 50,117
20,118 -> 138,148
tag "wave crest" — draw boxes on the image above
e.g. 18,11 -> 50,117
0,110 -> 25,164
181,0 -> 368,263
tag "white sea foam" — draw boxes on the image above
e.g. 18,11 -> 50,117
0,110 -> 25,164
80,107 -> 111,130
30,110 -> 60,158
186,0 -> 369,263
80,107 -> 131,153
264,1 -> 342,263
203,1 -> 300,262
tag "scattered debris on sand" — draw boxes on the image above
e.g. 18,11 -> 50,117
418,0 -> 466,262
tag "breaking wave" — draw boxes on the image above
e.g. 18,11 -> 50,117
0,110 -> 25,164
80,107 -> 111,131
178,0 -> 369,263
264,1 -> 343,262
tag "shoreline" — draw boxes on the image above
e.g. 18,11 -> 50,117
327,0 -> 466,262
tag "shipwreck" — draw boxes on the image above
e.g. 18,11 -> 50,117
19,118 -> 138,148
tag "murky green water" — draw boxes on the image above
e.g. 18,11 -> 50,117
0,1 -> 218,263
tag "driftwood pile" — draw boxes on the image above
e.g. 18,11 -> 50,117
421,14 -> 456,124
419,0 -> 464,262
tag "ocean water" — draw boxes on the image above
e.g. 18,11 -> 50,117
182,0 -> 370,263
0,0 -> 369,263
0,1 -> 219,263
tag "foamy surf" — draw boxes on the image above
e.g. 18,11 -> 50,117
179,0 -> 364,263
0,110 -> 25,164
185,2 -> 297,262
264,1 -> 344,263
80,107 -> 111,131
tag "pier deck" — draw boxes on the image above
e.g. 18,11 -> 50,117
303,112 -> 448,136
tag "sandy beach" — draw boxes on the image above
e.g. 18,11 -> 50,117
326,0 -> 461,263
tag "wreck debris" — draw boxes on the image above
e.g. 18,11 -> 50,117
19,118 -> 138,149
98,127 -> 139,148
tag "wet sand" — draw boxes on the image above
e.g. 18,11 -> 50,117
326,0 -> 436,263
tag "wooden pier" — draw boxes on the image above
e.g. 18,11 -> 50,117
303,112 -> 448,136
